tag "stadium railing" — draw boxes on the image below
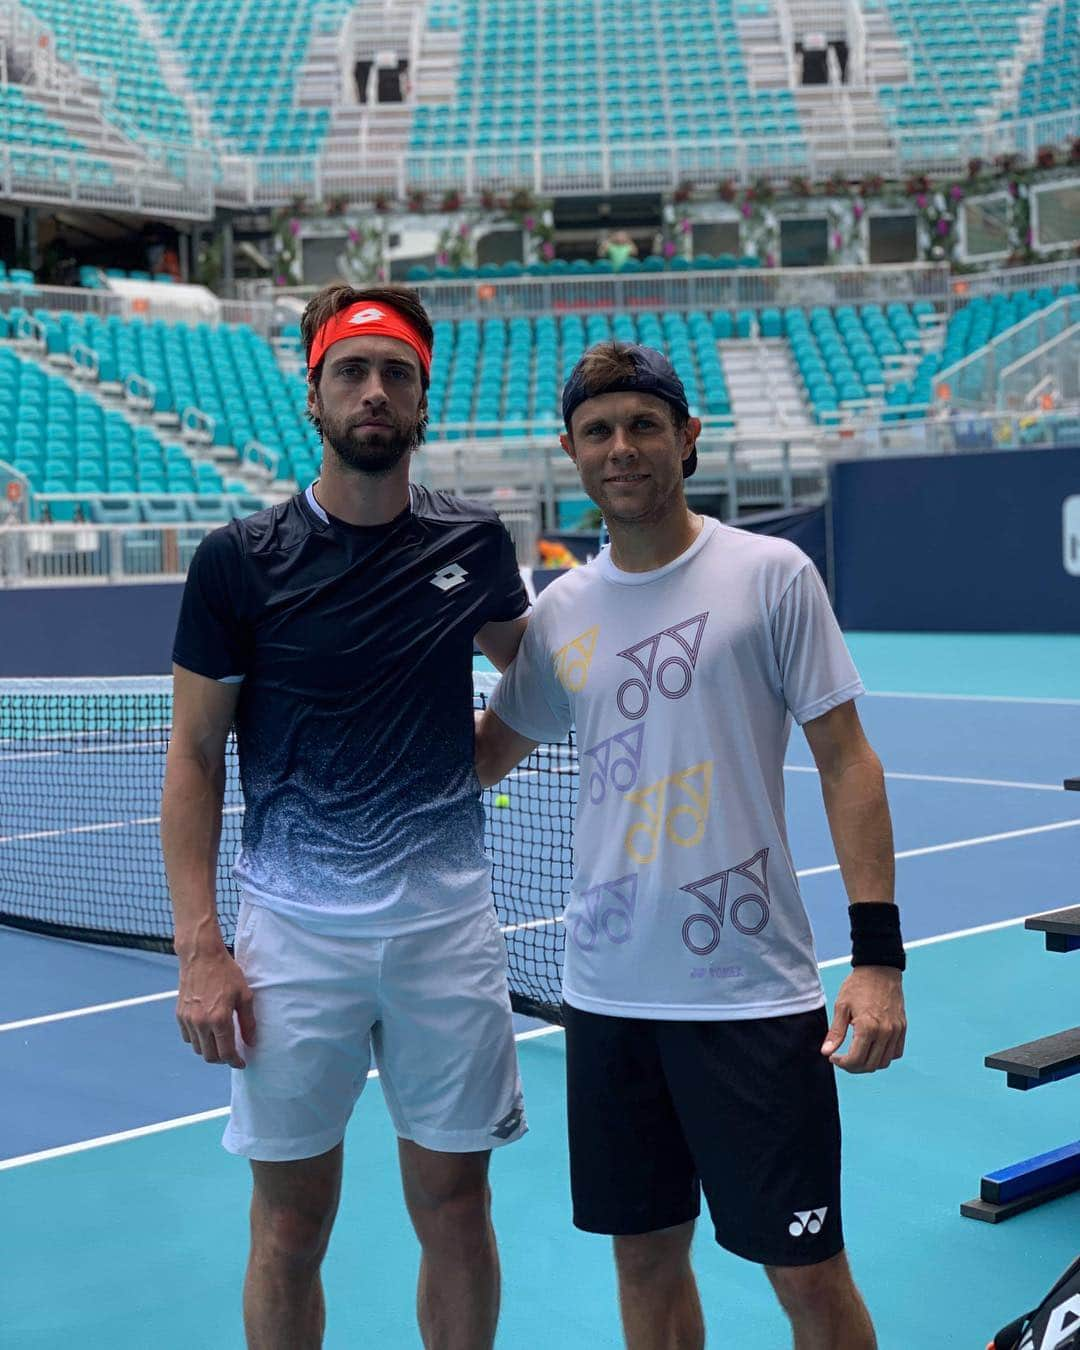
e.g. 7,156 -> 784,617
213,109 -> 1080,208
0,488 -> 543,585
936,295 -> 1080,409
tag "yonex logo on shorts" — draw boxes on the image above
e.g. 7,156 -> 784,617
430,563 -> 468,592
491,1106 -> 524,1140
348,306 -> 387,326
789,1207 -> 828,1238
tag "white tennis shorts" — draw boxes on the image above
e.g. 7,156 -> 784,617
222,899 -> 527,1162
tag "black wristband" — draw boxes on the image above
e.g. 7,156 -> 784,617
849,903 -> 906,971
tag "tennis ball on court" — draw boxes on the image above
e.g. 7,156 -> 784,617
494,793 -> 511,809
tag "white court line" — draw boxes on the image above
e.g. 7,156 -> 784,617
797,816 -> 1080,878
0,1023 -> 564,1171
0,802 -> 243,846
0,989 -> 179,1034
784,765 -> 1067,793
866,690 -> 1080,707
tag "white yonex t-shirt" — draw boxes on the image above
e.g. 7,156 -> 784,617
489,515 -> 864,1019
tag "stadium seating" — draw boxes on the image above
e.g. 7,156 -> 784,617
1018,0 -> 1079,117
19,0 -> 194,147
406,255 -> 762,281
0,341 -> 222,503
142,0 -> 350,155
0,84 -> 88,155
408,0 -> 805,171
24,311 -> 321,486
877,0 -> 1035,140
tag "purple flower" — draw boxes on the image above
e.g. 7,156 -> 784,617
1026,228 -> 1034,244
950,184 -> 964,201
679,218 -> 692,234
853,201 -> 864,220
936,218 -> 950,236
523,215 -> 535,231
458,222 -> 469,238
275,274 -> 286,286
436,251 -> 449,266
832,231 -> 843,251
289,219 -> 301,236
662,240 -> 677,258
347,228 -> 360,244
541,241 -> 555,260
916,193 -> 928,209
741,202 -> 753,218
765,251 -> 776,268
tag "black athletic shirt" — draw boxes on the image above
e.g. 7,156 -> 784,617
173,483 -> 528,934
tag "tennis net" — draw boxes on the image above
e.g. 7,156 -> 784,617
0,672 -> 573,1024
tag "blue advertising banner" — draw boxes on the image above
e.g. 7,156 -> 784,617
831,447 -> 1080,632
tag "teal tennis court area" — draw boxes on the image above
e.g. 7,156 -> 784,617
2,633 -> 1079,1348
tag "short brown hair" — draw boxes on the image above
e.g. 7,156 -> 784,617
300,282 -> 434,389
567,341 -> 688,436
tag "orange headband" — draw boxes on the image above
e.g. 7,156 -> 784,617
308,301 -> 432,379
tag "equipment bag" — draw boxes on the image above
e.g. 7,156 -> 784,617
991,1255 -> 1080,1350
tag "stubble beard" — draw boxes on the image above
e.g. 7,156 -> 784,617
322,409 -> 420,476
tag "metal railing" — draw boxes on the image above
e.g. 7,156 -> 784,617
212,109 -> 1080,208
412,262 -> 952,319
998,324 -> 1080,410
0,491 -> 543,584
0,520 -> 213,585
935,296 -> 1080,409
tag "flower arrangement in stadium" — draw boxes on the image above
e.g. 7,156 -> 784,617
261,144 -> 1078,288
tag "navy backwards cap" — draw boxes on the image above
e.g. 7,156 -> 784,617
562,342 -> 698,478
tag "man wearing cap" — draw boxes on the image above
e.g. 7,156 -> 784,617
162,283 -> 530,1350
474,341 -> 906,1348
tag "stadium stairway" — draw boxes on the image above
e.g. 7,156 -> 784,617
720,339 -> 816,438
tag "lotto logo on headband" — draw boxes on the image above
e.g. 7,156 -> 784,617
308,300 -> 433,377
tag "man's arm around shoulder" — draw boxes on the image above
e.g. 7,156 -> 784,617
161,664 -> 254,1069
803,699 -> 907,1075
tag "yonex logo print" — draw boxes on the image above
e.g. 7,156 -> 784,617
679,848 -> 771,956
624,762 -> 713,866
583,725 -> 645,805
570,874 -> 638,951
430,563 -> 468,592
789,1208 -> 828,1238
554,626 -> 599,692
616,612 -> 709,720
348,306 -> 387,326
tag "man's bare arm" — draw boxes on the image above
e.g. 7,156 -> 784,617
161,664 -> 254,1068
803,699 -> 894,904
475,707 -> 539,788
803,700 -> 906,1074
475,614 -> 529,672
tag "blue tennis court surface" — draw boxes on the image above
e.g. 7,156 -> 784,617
2,633 -> 1079,1347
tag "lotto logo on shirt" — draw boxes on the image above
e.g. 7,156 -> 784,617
582,725 -> 645,805
568,874 -> 638,951
554,626 -> 600,691
679,847 -> 772,955
615,612 -> 709,720
624,761 -> 713,866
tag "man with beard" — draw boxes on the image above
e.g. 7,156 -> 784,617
162,284 -> 530,1350
474,342 -> 906,1349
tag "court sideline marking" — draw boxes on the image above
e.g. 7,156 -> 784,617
0,1023 -> 560,1172
5,814 -> 1080,1034
0,918 -> 1031,1172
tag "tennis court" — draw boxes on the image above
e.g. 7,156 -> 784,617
2,633 -> 1079,1348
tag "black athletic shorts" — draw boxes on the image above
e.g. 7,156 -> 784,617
564,1003 -> 844,1267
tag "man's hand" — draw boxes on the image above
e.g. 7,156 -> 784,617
176,946 -> 256,1069
821,967 -> 906,1073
